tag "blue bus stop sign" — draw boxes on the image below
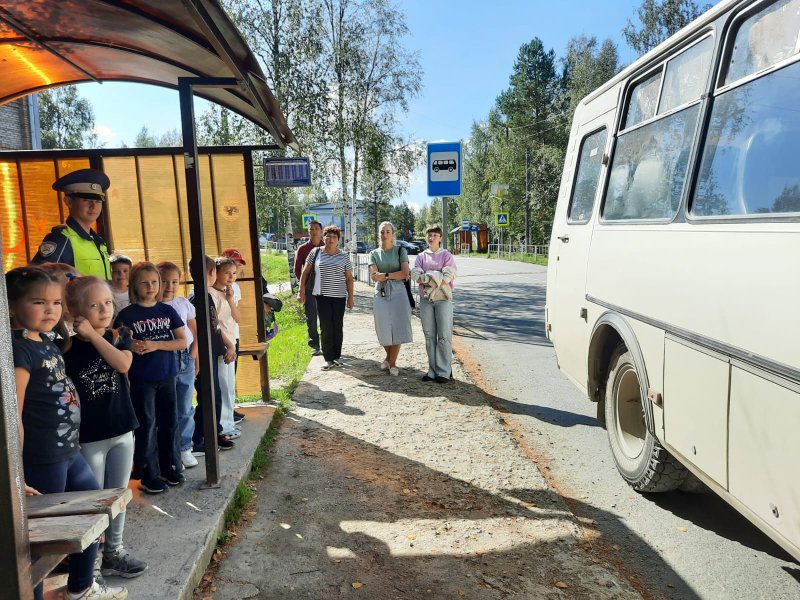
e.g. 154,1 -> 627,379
427,142 -> 462,197
461,218 -> 470,230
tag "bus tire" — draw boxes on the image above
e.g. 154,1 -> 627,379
605,345 -> 687,493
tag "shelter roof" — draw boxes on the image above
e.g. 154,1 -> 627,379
0,0 -> 297,149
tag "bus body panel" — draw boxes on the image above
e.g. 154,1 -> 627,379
546,0 -> 800,561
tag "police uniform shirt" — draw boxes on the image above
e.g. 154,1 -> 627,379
32,215 -> 111,279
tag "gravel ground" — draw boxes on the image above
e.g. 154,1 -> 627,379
204,286 -> 641,599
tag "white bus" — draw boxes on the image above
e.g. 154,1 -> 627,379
546,0 -> 800,562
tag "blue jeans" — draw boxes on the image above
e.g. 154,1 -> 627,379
130,377 -> 179,480
25,453 -> 100,598
175,350 -> 196,452
419,298 -> 453,378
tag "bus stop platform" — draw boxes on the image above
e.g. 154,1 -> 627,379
43,404 -> 277,600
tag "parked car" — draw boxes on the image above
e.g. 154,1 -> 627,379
396,240 -> 420,255
356,241 -> 372,253
409,239 -> 427,252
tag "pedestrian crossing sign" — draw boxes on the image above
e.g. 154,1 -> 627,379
496,212 -> 509,227
302,213 -> 317,228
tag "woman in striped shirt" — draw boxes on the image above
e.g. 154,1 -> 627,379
298,225 -> 354,370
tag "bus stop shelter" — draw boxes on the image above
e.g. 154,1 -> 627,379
0,1 -> 297,597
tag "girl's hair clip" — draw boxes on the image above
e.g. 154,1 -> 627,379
65,272 -> 79,280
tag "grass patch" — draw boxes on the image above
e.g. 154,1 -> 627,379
261,250 -> 291,284
264,290 -> 310,399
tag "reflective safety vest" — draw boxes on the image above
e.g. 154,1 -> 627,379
61,226 -> 111,280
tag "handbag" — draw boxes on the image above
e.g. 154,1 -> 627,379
404,278 -> 416,308
306,247 -> 320,292
397,246 -> 415,308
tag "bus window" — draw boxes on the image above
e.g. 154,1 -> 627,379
659,36 -> 714,114
692,59 -> 800,216
603,105 -> 699,221
726,0 -> 800,85
624,70 -> 661,129
567,128 -> 607,223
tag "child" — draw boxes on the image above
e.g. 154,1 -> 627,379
211,257 -> 241,438
114,262 -> 186,494
109,254 -> 132,317
191,255 -> 236,453
219,248 -> 246,424
8,266 -> 126,600
157,261 -> 199,469
38,261 -> 79,346
64,276 -> 147,579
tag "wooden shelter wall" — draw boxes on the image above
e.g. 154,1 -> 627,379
0,152 -> 261,396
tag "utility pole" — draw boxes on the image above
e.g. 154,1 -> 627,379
524,147 -> 531,248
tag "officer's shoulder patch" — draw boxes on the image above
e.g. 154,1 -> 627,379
51,225 -> 67,233
39,241 -> 58,257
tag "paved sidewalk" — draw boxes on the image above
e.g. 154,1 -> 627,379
208,284 -> 640,599
44,403 -> 276,600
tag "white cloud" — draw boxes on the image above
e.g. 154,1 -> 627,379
93,124 -> 119,143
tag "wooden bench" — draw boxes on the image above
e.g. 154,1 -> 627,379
27,488 -> 132,586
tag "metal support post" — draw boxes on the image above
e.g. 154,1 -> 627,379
525,147 -> 530,248
179,76 -> 238,487
442,196 -> 449,249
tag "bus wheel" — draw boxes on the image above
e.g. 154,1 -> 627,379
605,345 -> 687,493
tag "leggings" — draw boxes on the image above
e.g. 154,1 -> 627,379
25,453 -> 100,598
80,432 -> 134,551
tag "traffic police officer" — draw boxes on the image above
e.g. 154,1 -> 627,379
32,168 -> 112,279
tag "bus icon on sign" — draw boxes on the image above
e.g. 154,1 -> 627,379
433,159 -> 456,173
430,151 -> 459,183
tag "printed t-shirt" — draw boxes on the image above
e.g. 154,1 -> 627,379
164,296 -> 196,350
12,331 -> 80,464
115,302 -> 184,382
64,328 -> 139,443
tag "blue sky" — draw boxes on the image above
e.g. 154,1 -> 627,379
80,0 -> 642,209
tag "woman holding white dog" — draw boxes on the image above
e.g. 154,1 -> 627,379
411,224 -> 457,383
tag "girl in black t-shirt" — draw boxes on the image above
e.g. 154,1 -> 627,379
64,276 -> 147,579
9,266 -> 126,600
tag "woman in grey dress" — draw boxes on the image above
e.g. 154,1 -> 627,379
368,221 -> 413,376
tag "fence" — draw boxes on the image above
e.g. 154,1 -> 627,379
487,244 -> 549,264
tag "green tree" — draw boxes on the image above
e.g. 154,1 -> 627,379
38,86 -> 95,149
133,126 -> 158,148
623,0 -> 711,56
320,0 -> 422,241
563,35 -> 620,119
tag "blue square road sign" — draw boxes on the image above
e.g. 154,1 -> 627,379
427,142 -> 462,197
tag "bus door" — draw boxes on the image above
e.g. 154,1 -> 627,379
549,116 -> 610,387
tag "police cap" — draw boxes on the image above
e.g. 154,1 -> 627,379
53,168 -> 110,200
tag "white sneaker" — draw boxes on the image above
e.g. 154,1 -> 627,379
224,429 -> 242,439
321,361 -> 334,371
389,367 -> 400,376
380,360 -> 390,370
66,579 -> 128,600
181,449 -> 198,468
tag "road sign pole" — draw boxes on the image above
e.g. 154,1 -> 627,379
442,196 -> 449,249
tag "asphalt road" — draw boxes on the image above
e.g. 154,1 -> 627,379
450,256 -> 800,600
